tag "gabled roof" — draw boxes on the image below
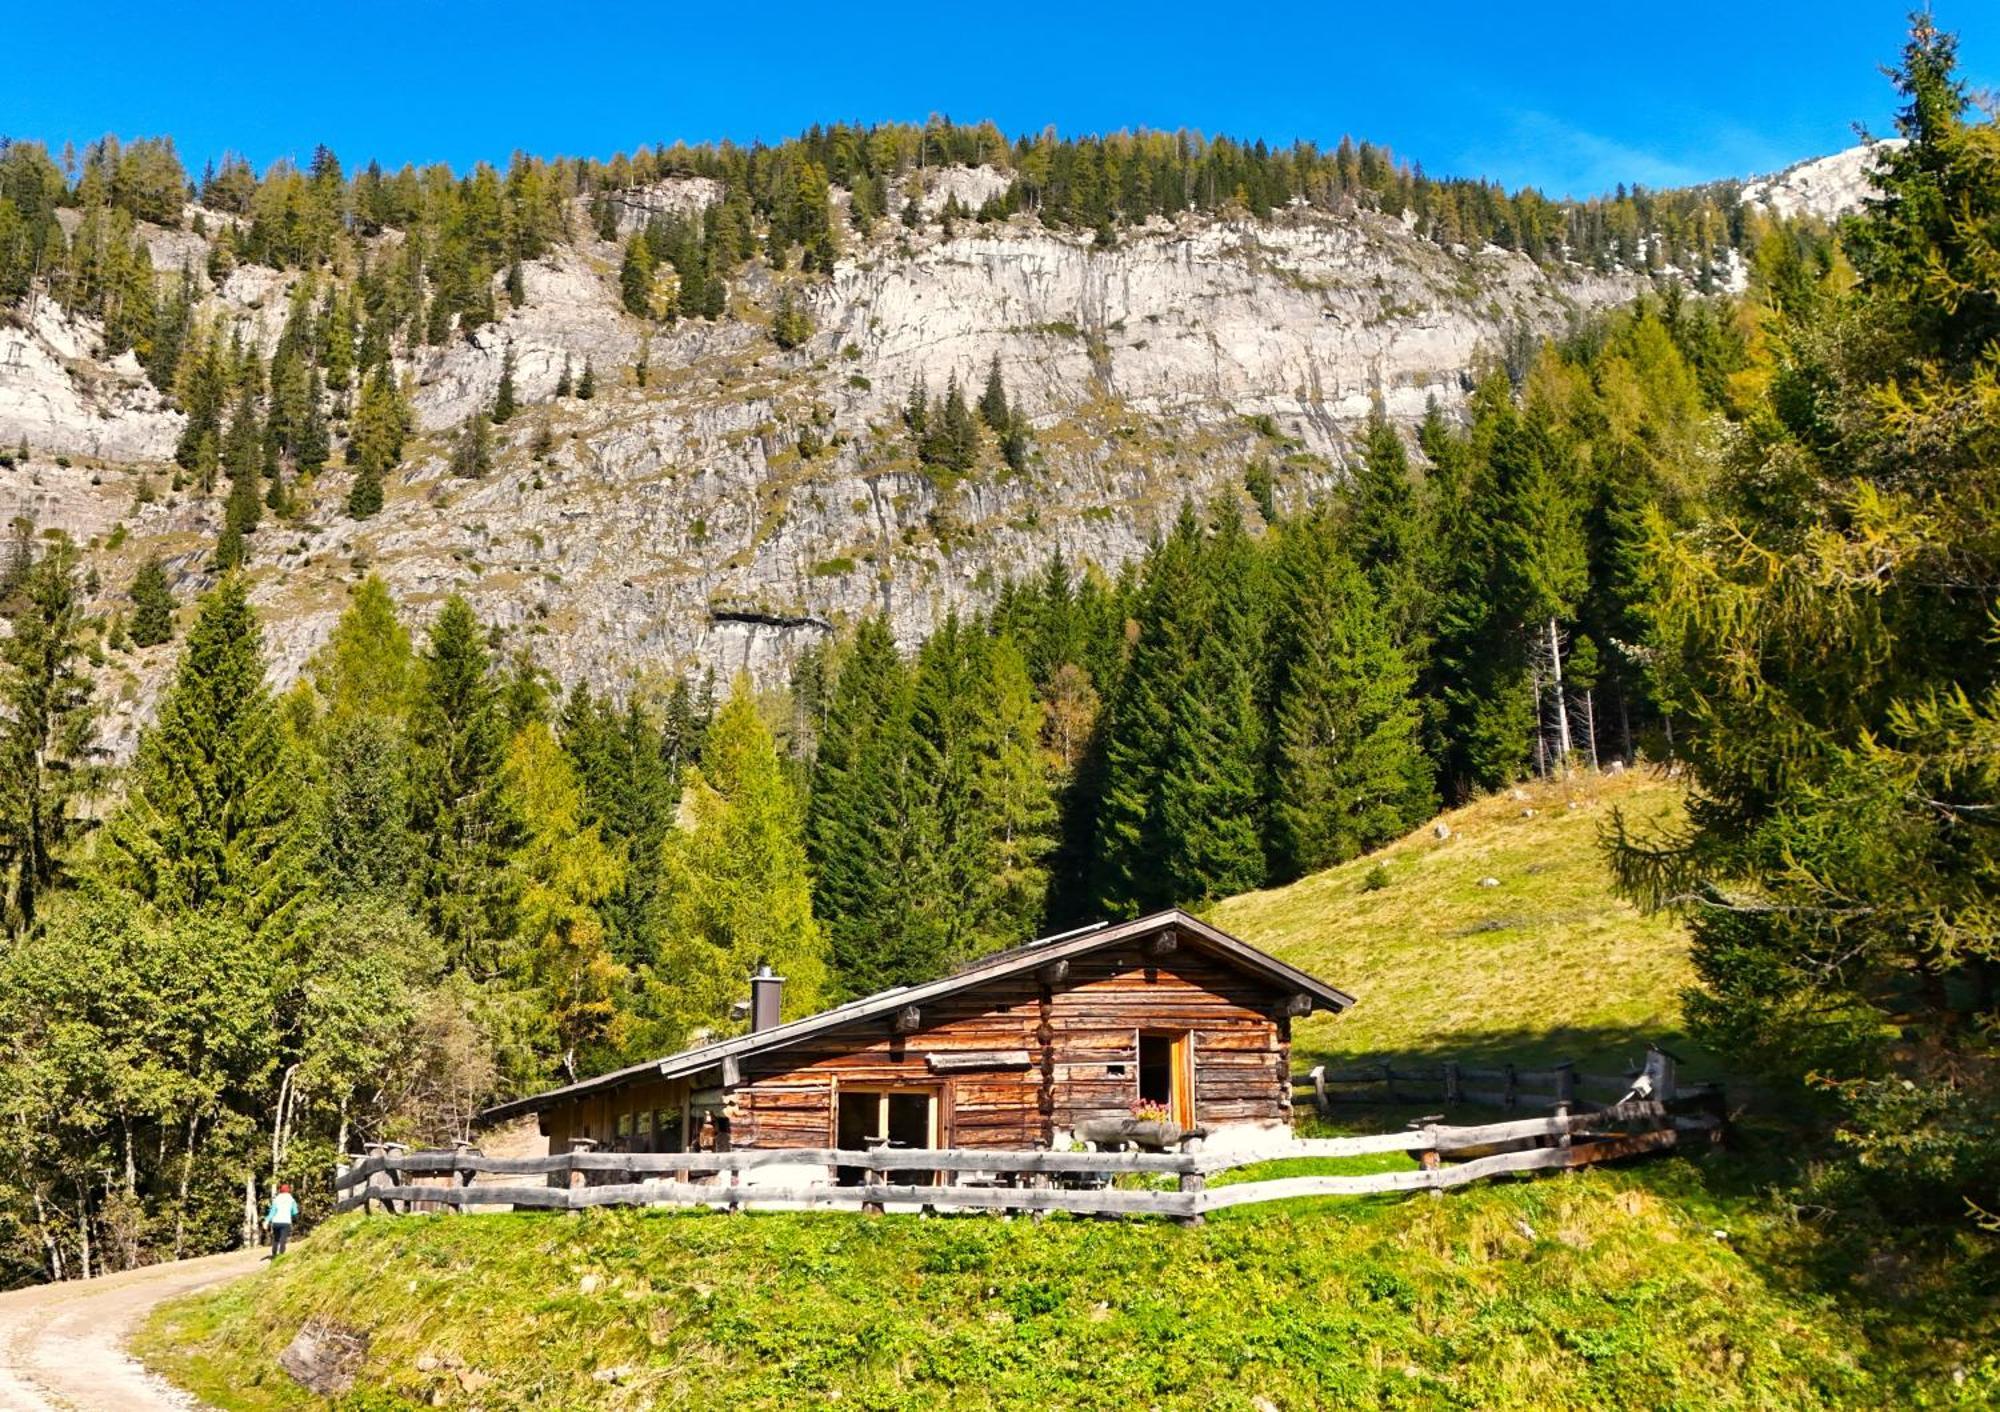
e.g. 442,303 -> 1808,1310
478,909 -> 1352,1125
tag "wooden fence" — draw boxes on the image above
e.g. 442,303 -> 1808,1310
334,1099 -> 1716,1225
1293,1046 -> 1720,1116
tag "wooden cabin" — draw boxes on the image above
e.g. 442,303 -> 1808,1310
478,910 -> 1353,1167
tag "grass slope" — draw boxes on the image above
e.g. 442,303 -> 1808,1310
1215,768 -> 1695,1075
143,1172 -> 1895,1412
142,769 -> 1991,1408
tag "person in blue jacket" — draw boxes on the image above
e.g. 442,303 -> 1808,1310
265,1183 -> 299,1257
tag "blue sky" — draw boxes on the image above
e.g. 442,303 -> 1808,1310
6,3 -> 1991,198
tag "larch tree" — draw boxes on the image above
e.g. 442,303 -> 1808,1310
648,679 -> 826,1045
1611,16 -> 2000,1218
503,721 -> 625,1080
981,637 -> 1056,941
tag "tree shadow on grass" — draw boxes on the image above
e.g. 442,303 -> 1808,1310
1293,1020 -> 1718,1090
1285,1025 -> 1997,1394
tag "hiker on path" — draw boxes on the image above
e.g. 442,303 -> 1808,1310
265,1183 -> 298,1258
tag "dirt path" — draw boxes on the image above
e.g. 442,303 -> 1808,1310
0,1249 -> 263,1411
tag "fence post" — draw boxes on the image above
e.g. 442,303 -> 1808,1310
1177,1137 -> 1205,1228
1417,1122 -> 1442,1199
1443,1061 -> 1462,1106
1552,1062 -> 1576,1149
1310,1064 -> 1328,1116
566,1137 -> 597,1207
1503,1063 -> 1518,1110
452,1141 -> 480,1209
864,1146 -> 886,1217
382,1142 -> 409,1214
1647,1046 -> 1677,1107
362,1141 -> 388,1216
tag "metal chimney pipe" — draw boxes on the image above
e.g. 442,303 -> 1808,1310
750,964 -> 784,1032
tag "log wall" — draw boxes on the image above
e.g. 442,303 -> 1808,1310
535,939 -> 1296,1152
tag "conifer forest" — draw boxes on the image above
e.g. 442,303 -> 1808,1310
0,15 -> 1992,1397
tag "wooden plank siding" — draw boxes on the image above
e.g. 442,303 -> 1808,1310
536,940 -> 1299,1153
542,1074 -> 693,1153
1048,948 -> 1292,1131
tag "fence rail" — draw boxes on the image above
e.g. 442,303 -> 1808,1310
335,1099 -> 1714,1224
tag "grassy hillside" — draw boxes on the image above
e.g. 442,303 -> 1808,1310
143,1170 -> 1927,1412
139,766 -> 1992,1409
1215,768 -> 1694,1075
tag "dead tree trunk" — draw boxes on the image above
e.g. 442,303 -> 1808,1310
1547,618 -> 1573,768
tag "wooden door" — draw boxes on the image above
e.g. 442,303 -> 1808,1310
1170,1032 -> 1195,1130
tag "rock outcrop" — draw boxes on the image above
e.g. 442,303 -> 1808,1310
0,151 -> 1874,747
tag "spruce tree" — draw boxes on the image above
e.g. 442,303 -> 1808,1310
1430,381 -> 1539,796
1096,505 -> 1206,915
562,692 -> 680,970
409,595 -> 514,975
1000,413 -> 1031,474
319,711 -> 417,900
1348,413 -> 1433,653
1156,511 -> 1269,902
931,376 -> 979,472
129,556 -> 175,647
95,576 -> 311,935
576,359 -> 596,400
554,355 -> 572,399
979,356 -> 1010,429
492,345 -> 517,424
907,615 -> 1006,961
1267,515 -> 1433,880
347,464 -> 384,520
295,366 -> 329,476
806,618 -> 913,994
0,534 -> 102,933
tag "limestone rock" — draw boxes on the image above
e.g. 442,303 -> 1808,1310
0,158 -> 1847,749
278,1319 -> 369,1397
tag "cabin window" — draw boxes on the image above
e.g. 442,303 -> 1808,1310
834,1089 -> 939,1185
1137,1031 -> 1195,1128
653,1109 -> 685,1154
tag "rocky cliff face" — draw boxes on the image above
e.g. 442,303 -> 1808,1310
1740,141 -> 1898,223
0,153 -> 1870,746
